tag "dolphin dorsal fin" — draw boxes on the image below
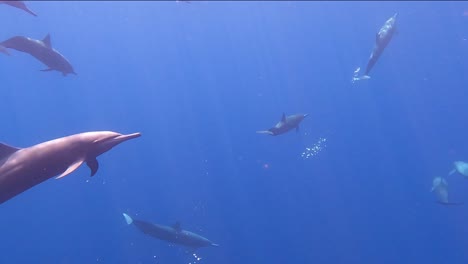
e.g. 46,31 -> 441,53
56,158 -> 85,179
281,113 -> 286,122
0,143 -> 20,160
172,222 -> 182,231
42,34 -> 52,48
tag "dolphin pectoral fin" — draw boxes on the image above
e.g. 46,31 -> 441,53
86,157 -> 99,176
56,158 -> 85,179
256,130 -> 274,135
211,243 -> 219,247
0,45 -> 10,56
449,169 -> 457,176
40,68 -> 53,72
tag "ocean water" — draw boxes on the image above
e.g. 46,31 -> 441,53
1,1 -> 468,263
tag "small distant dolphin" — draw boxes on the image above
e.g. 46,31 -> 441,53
431,177 -> 462,206
449,161 -> 468,177
0,34 -> 76,76
122,213 -> 219,249
256,113 -> 308,136
0,1 -> 37,16
0,131 -> 141,204
352,13 -> 398,82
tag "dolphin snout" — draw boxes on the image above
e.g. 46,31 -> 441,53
115,132 -> 141,142
303,114 -> 309,118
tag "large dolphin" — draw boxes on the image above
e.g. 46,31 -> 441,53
431,177 -> 462,206
0,34 -> 76,76
256,113 -> 308,136
0,1 -> 37,16
449,161 -> 468,177
0,131 -> 141,204
352,13 -> 398,82
122,213 -> 218,249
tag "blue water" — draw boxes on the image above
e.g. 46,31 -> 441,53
1,1 -> 468,263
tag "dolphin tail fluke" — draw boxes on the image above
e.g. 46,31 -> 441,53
256,130 -> 274,135
351,67 -> 371,83
448,168 -> 457,176
122,213 -> 133,225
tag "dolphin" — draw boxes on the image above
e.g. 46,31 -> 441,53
0,131 -> 141,204
431,177 -> 462,206
0,1 -> 37,16
122,213 -> 219,249
449,161 -> 468,177
0,34 -> 76,76
352,13 -> 398,82
256,113 -> 308,136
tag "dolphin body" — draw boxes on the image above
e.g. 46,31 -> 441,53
364,13 -> 398,76
122,213 -> 218,249
256,113 -> 308,136
431,177 -> 462,206
0,131 -> 141,204
352,13 -> 398,82
0,34 -> 76,76
0,1 -> 37,16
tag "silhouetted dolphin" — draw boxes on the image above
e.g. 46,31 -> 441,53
449,161 -> 468,177
256,113 -> 308,136
0,34 -> 76,76
431,177 -> 462,206
122,213 -> 219,249
352,13 -> 398,82
0,131 -> 141,204
0,1 -> 37,16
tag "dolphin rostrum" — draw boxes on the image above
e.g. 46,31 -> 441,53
0,34 -> 76,76
256,113 -> 308,136
0,1 -> 37,16
352,13 -> 398,82
122,213 -> 219,249
0,131 -> 141,204
431,177 -> 463,206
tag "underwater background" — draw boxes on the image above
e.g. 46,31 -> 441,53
1,1 -> 468,263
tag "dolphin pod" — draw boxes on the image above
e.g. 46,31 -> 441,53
122,213 -> 219,249
352,13 -> 398,82
0,131 -> 140,204
256,113 -> 308,136
0,34 -> 76,76
0,1 -> 37,16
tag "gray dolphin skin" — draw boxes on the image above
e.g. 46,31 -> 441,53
0,131 -> 141,204
122,213 -> 219,249
364,13 -> 398,76
0,1 -> 37,16
256,113 -> 308,136
0,34 -> 76,76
